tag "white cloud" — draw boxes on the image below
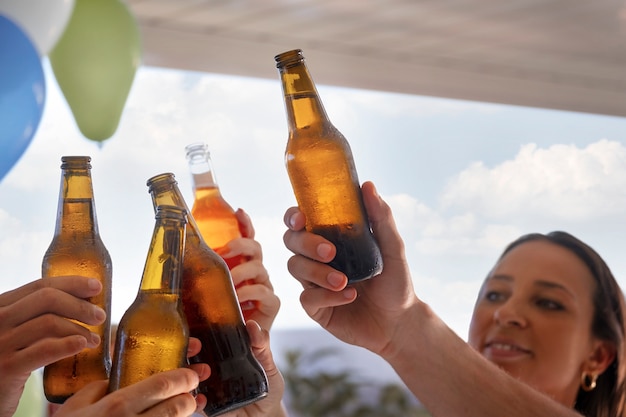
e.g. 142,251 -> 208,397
440,139 -> 626,221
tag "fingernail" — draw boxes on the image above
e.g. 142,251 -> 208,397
327,272 -> 345,289
89,333 -> 101,347
87,278 -> 101,290
94,307 -> 106,322
317,243 -> 333,259
343,287 -> 357,299
289,213 -> 298,228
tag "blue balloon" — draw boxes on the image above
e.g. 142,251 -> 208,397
0,14 -> 46,182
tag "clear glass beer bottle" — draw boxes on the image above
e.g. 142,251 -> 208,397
185,142 -> 257,317
108,205 -> 189,391
42,156 -> 112,403
275,49 -> 383,283
147,173 -> 268,416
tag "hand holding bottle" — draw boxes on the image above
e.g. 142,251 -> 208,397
185,143 -> 259,317
283,181 -> 418,356
218,321 -> 287,417
54,337 -> 210,417
225,209 -> 280,331
0,276 -> 105,417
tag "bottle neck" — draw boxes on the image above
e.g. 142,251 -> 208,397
55,165 -> 99,235
187,151 -> 219,193
139,206 -> 186,293
277,53 -> 330,132
146,174 -> 204,245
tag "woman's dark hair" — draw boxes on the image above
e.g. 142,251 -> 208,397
500,231 -> 626,417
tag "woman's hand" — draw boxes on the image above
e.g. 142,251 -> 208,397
282,181 -> 419,355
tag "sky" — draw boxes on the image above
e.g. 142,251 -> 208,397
2,59 -> 626,341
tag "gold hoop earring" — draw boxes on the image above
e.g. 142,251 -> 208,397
581,373 -> 598,392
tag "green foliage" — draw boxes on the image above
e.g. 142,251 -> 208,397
282,348 -> 432,417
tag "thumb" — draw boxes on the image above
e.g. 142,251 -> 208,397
362,181 -> 407,263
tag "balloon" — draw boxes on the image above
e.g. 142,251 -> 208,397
49,0 -> 141,142
0,0 -> 75,56
0,14 -> 46,182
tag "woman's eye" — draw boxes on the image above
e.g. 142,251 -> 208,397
536,299 -> 564,310
485,291 -> 504,302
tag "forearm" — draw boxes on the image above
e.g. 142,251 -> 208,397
382,301 -> 582,417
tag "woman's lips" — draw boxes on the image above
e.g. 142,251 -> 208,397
483,340 -> 531,360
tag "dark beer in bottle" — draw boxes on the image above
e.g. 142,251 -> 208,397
275,49 -> 383,283
108,205 -> 189,391
185,142 -> 257,317
147,173 -> 268,416
42,156 -> 112,403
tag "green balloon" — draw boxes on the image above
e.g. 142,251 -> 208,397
50,0 -> 141,142
14,371 -> 46,417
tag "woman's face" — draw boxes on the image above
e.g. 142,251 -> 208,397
468,239 -> 604,406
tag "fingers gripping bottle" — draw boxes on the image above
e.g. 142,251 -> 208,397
147,173 -> 268,416
42,156 -> 112,403
275,49 -> 383,283
185,143 -> 257,318
108,205 -> 189,392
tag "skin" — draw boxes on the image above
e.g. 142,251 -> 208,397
282,180 -> 613,417
220,321 -> 288,417
468,240 -> 615,407
0,275 -> 106,417
223,209 -> 280,331
4,209 -> 285,417
56,321 -> 288,417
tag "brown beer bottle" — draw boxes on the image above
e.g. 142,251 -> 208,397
42,156 -> 112,403
185,142 -> 257,317
108,205 -> 189,391
275,49 -> 383,283
147,173 -> 268,416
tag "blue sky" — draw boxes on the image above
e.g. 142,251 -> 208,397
2,60 -> 626,339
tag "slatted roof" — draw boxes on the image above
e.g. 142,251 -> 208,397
127,0 -> 626,117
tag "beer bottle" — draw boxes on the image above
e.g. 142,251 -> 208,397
147,173 -> 268,416
42,156 -> 112,403
185,142 -> 257,317
275,49 -> 383,283
108,205 -> 189,391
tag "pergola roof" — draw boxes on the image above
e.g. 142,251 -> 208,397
128,0 -> 626,117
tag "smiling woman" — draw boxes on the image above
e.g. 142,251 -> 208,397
283,184 -> 626,416
468,232 -> 625,415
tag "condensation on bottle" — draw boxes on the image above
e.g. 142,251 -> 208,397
147,173 -> 268,416
108,205 -> 189,392
42,156 -> 112,403
185,142 -> 257,317
275,49 -> 383,283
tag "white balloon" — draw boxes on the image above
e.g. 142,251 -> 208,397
0,0 -> 75,55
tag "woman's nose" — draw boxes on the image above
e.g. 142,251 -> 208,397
493,300 -> 528,328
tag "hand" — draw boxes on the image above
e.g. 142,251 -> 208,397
54,368 -> 201,417
282,181 -> 419,355
221,321 -> 287,417
53,337 -> 210,417
223,209 -> 280,330
0,276 -> 105,417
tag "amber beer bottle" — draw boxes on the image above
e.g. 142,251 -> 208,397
275,49 -> 383,283
108,205 -> 189,391
185,142 -> 257,317
42,156 -> 112,403
147,173 -> 268,416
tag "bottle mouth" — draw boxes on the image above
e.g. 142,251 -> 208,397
275,49 -> 304,68
185,142 -> 209,160
61,156 -> 91,169
146,172 -> 177,191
